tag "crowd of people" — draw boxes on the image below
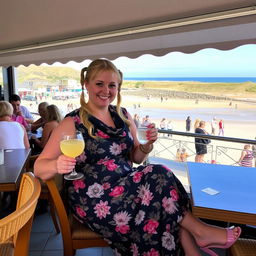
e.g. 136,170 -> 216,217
0,59 -> 245,255
131,112 -> 256,166
0,94 -> 63,154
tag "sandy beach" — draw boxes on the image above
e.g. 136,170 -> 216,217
120,95 -> 256,140
24,92 -> 255,140
113,93 -> 255,167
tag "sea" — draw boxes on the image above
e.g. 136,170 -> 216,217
124,77 -> 256,83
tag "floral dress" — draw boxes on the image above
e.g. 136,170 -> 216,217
66,105 -> 190,256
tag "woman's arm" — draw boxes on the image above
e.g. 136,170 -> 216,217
126,112 -> 158,164
32,121 -> 58,149
238,150 -> 246,165
31,117 -> 44,132
34,117 -> 76,180
21,125 -> 30,149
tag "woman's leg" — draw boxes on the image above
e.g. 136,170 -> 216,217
180,227 -> 201,256
196,154 -> 203,163
179,211 -> 241,248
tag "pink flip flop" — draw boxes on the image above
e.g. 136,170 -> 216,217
200,226 -> 242,256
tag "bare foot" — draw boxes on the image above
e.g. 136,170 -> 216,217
193,225 -> 241,248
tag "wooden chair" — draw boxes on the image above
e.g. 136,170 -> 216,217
0,172 -> 41,256
230,238 -> 256,255
26,154 -> 60,233
45,178 -> 108,256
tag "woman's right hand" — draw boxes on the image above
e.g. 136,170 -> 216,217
56,154 -> 76,174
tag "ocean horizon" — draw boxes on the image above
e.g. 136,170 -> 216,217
124,77 -> 256,83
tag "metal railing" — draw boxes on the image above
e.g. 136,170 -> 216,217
150,129 -> 256,166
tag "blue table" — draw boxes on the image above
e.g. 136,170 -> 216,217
188,162 -> 256,226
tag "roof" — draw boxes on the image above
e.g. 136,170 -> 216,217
1,0 -> 256,66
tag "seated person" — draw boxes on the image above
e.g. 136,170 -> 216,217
30,104 -> 62,154
0,101 -> 30,149
31,102 -> 49,132
0,101 -> 30,213
9,94 -> 34,125
35,59 -> 241,255
180,148 -> 189,162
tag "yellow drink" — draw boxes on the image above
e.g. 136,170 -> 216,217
60,139 -> 85,158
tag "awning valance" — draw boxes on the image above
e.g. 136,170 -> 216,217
1,0 -> 256,66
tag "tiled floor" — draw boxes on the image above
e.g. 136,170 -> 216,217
29,210 -> 228,256
29,211 -> 114,256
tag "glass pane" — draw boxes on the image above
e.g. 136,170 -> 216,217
16,65 -> 82,118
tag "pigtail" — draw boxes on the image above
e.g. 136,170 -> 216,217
79,67 -> 97,138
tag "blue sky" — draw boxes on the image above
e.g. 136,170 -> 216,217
50,44 -> 256,77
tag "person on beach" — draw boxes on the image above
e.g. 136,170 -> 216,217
167,120 -> 173,137
218,119 -> 224,136
195,120 -> 210,163
238,144 -> 254,167
34,59 -> 241,256
186,116 -> 191,132
211,117 -> 218,135
160,118 -> 167,136
133,113 -> 140,128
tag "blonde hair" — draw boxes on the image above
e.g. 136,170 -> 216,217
46,104 -> 62,123
194,118 -> 200,130
244,144 -> 251,150
0,101 -> 13,117
80,59 -> 130,138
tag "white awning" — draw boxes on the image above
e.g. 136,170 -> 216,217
1,0 -> 256,66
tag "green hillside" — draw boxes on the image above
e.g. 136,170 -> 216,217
123,80 -> 256,96
17,65 -> 80,84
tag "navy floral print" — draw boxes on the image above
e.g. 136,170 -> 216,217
66,105 -> 190,256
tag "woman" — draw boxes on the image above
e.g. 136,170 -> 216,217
31,104 -> 62,154
238,144 -> 254,167
34,59 -> 240,256
0,101 -> 30,149
218,119 -> 224,136
193,118 -> 200,131
195,121 -> 210,163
